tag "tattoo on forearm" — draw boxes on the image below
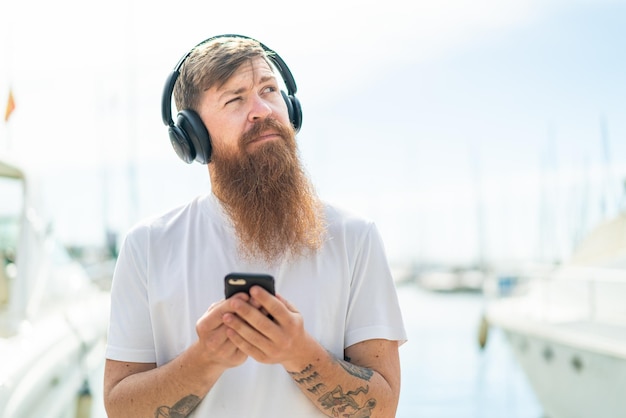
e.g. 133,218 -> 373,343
289,364 -> 328,395
289,357 -> 377,417
293,371 -> 321,385
337,357 -> 374,381
308,383 -> 327,396
154,394 -> 201,418
319,385 -> 376,417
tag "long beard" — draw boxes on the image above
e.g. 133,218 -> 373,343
210,118 -> 326,265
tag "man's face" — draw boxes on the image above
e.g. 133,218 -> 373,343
198,56 -> 291,159
196,57 -> 325,264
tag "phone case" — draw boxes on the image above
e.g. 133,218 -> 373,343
224,273 -> 275,298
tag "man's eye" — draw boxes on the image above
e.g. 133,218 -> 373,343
226,97 -> 241,105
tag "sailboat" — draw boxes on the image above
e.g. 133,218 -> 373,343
0,156 -> 110,417
483,211 -> 626,418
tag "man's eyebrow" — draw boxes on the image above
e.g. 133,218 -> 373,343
258,74 -> 277,85
218,86 -> 246,101
217,74 -> 278,101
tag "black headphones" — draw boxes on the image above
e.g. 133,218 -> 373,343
161,34 -> 303,164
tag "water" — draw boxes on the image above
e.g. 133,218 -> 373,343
396,283 -> 544,418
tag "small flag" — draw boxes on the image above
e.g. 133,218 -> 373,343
4,89 -> 16,122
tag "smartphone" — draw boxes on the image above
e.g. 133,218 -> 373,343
224,273 -> 275,298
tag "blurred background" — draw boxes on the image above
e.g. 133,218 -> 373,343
2,0 -> 624,267
1,0 -> 625,417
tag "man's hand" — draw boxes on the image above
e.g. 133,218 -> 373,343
222,285 -> 313,367
196,292 -> 253,369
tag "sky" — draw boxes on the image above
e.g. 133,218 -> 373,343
1,0 -> 625,267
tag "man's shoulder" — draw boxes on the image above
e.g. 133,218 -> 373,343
126,194 -> 214,237
323,201 -> 375,233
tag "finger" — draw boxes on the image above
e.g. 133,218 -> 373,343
224,316 -> 272,362
197,322 -> 249,365
227,297 -> 288,354
197,294 -> 251,336
210,293 -> 250,318
249,286 -> 283,315
224,298 -> 279,341
226,298 -> 273,329
226,292 -> 251,304
276,294 -> 299,313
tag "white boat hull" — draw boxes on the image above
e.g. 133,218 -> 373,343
1,157 -> 110,417
485,262 -> 626,418
502,328 -> 626,418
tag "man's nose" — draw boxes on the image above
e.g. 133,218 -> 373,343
248,95 -> 272,122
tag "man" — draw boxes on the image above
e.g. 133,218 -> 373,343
104,35 -> 406,417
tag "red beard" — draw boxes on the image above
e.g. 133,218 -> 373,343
210,118 -> 326,264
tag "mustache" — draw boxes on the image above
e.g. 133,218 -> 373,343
240,117 -> 293,148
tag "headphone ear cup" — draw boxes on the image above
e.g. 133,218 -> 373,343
168,124 -> 195,164
281,91 -> 302,132
177,109 -> 212,164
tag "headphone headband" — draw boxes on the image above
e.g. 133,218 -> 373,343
161,34 -> 302,164
161,34 -> 297,128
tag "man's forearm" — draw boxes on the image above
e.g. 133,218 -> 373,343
104,346 -> 226,418
285,343 -> 399,418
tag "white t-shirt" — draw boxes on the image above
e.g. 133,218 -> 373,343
106,193 -> 406,417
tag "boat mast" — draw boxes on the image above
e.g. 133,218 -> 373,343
599,114 -> 615,219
